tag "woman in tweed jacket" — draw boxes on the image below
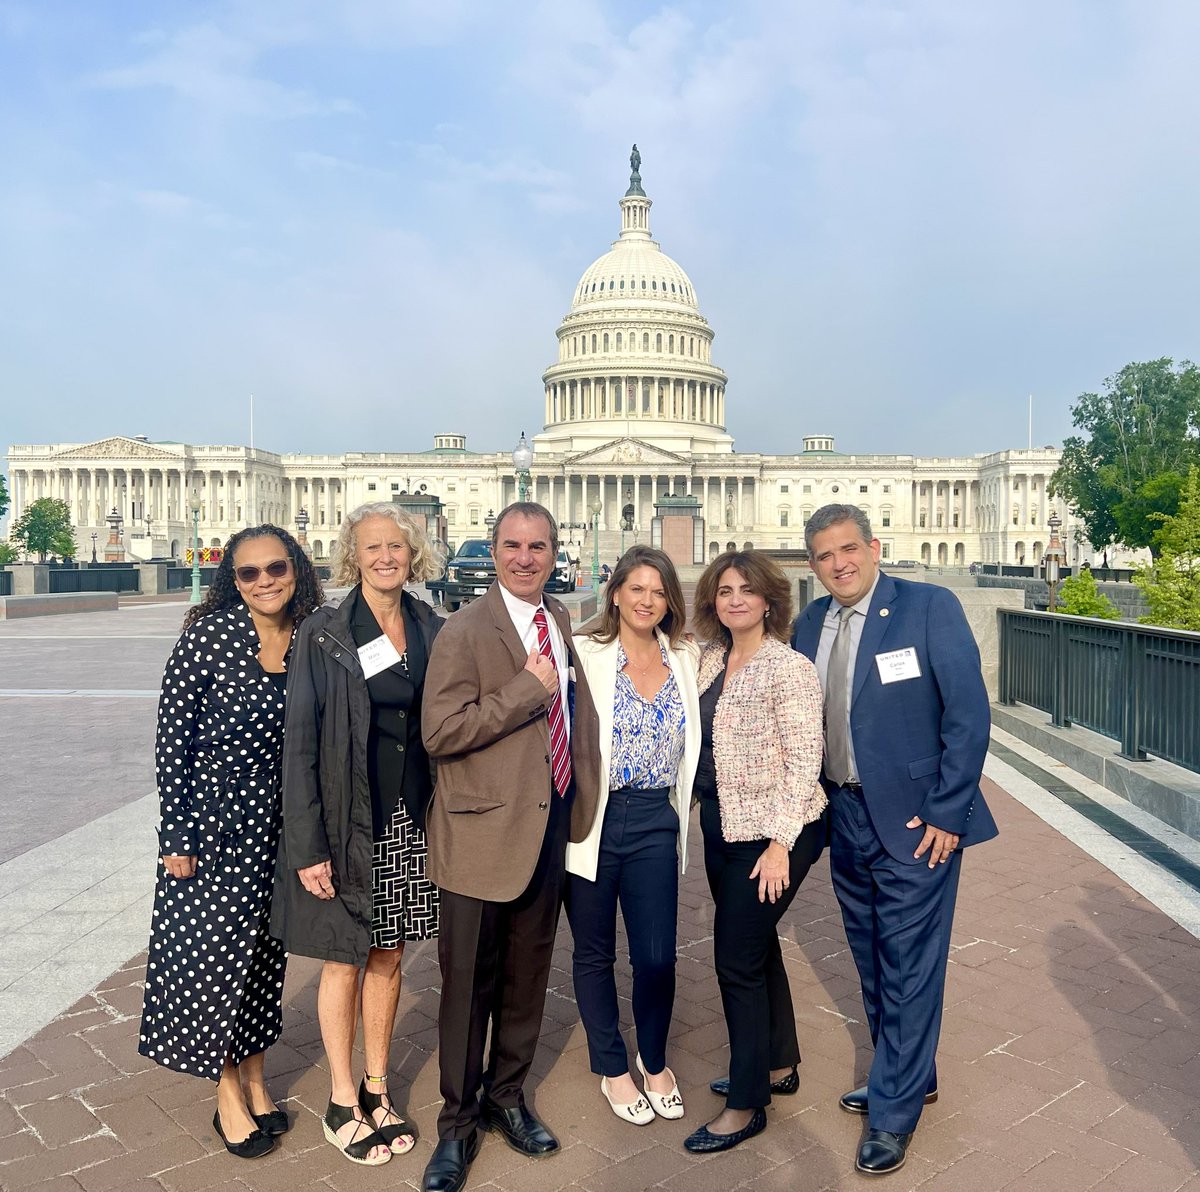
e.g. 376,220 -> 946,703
682,550 -> 827,1155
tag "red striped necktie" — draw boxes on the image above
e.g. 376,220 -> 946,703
533,607 -> 572,796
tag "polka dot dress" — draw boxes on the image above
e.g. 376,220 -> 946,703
138,605 -> 290,1082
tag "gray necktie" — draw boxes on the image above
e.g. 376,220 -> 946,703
824,606 -> 854,785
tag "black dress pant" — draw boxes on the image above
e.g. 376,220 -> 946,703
436,788 -> 571,1138
700,794 -> 825,1109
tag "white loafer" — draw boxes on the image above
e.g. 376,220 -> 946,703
636,1054 -> 685,1120
600,1075 -> 655,1125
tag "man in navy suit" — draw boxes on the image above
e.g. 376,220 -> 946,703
792,505 -> 997,1177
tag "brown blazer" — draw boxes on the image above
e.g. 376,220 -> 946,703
421,582 -> 601,901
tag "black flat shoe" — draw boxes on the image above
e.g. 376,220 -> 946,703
856,1129 -> 911,1175
480,1094 -> 559,1157
358,1077 -> 417,1154
839,1086 -> 938,1116
212,1109 -> 275,1159
252,1109 -> 290,1136
682,1107 -> 767,1153
709,1066 -> 799,1098
422,1132 -> 481,1192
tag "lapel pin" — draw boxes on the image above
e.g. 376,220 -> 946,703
879,608 -> 889,617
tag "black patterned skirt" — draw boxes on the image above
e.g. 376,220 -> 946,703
371,800 -> 440,948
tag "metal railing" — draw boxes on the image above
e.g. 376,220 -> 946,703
166,566 -> 219,592
998,608 -> 1200,774
0,571 -> 12,597
48,567 -> 140,594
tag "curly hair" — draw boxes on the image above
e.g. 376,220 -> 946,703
331,502 -> 446,587
589,545 -> 687,649
692,550 -> 794,647
183,525 -> 325,631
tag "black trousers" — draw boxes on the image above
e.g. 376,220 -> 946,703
435,789 -> 571,1139
700,794 -> 825,1109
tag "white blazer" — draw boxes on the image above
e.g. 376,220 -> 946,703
565,630 -> 701,882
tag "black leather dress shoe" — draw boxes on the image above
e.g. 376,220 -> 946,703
683,1107 -> 767,1153
856,1129 -> 911,1175
422,1132 -> 481,1192
709,1066 -> 799,1098
838,1086 -> 938,1116
480,1096 -> 559,1157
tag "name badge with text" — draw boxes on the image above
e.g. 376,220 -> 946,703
875,647 -> 921,684
358,633 -> 403,680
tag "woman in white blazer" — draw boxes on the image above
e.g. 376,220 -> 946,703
566,545 -> 701,1127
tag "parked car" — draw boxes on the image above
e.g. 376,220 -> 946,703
545,546 -> 579,593
441,539 -> 497,610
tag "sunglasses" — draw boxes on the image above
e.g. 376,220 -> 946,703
235,558 -> 293,584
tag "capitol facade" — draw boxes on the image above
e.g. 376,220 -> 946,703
6,155 -> 1082,569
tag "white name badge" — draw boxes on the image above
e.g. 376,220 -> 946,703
875,647 -> 922,684
358,633 -> 403,680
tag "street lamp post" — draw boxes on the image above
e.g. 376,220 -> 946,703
512,432 -> 533,504
189,491 -> 202,605
589,497 -> 603,590
90,533 -> 98,563
484,508 -> 497,538
295,506 -> 310,555
1043,510 -> 1064,612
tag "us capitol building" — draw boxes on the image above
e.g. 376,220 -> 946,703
7,152 -> 1080,569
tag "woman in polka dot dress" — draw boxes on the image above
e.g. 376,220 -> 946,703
139,525 -> 324,1159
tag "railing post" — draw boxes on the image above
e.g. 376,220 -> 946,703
1049,614 -> 1069,728
997,609 -> 1012,704
1119,628 -> 1148,761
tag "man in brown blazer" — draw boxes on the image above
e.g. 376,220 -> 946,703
420,502 -> 600,1192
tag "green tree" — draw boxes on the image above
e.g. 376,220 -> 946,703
51,529 -> 78,561
0,541 -> 18,565
10,498 -> 74,563
1134,465 -> 1200,630
1056,569 -> 1120,619
0,474 -> 9,521
1051,358 -> 1200,556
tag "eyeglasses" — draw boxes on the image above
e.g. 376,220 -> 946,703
235,558 -> 293,584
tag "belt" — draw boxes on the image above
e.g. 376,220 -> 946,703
838,781 -> 863,792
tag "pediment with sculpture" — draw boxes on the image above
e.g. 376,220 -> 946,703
566,437 -> 691,468
53,436 -> 186,462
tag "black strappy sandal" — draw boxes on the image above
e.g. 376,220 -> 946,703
358,1075 -> 417,1154
322,1100 -> 391,1166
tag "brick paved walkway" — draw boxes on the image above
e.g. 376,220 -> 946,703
3,766 -> 1200,1192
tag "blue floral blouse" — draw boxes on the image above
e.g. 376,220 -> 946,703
608,640 -> 687,790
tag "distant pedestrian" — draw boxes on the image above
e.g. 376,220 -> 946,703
273,504 -> 445,1168
139,525 -> 324,1159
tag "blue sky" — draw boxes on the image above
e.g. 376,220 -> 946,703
2,0 -> 1197,463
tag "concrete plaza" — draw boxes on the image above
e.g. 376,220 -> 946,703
2,596 -> 1200,1191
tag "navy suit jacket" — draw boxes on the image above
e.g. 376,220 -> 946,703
791,572 -> 997,863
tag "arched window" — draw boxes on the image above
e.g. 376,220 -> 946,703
652,280 -> 657,290
656,333 -> 662,351
642,332 -> 649,350
669,334 -> 675,353
591,334 -> 597,352
620,279 -> 625,289
603,333 -> 609,351
616,332 -> 623,350
641,279 -> 646,289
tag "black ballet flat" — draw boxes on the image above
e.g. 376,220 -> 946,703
212,1109 -> 275,1159
709,1066 -> 799,1098
252,1109 -> 290,1136
683,1107 -> 767,1153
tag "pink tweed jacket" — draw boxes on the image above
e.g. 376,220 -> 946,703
697,637 -> 827,847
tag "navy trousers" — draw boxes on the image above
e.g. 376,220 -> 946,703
565,787 -> 679,1076
829,784 -> 958,1134
701,795 -> 825,1109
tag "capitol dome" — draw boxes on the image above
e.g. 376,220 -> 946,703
538,148 -> 732,456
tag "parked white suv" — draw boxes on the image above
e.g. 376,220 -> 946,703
547,547 -> 579,593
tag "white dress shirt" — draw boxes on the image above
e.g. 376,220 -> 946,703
498,583 -> 570,729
